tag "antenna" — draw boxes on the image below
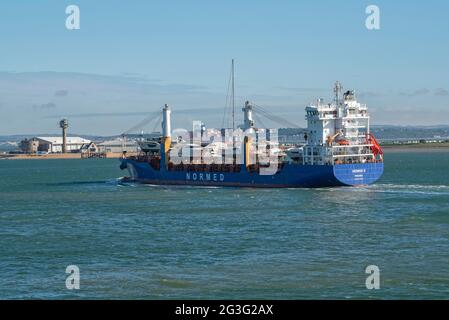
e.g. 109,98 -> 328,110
334,81 -> 342,105
231,59 -> 235,131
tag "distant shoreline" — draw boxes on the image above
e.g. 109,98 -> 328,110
382,143 -> 449,153
2,144 -> 449,160
0,152 -> 134,160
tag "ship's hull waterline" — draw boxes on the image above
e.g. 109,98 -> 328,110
120,159 -> 384,188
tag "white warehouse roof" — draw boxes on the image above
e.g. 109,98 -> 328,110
36,137 -> 91,145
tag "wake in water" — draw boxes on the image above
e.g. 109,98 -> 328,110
349,183 -> 449,196
113,173 -> 449,197
46,180 -> 114,187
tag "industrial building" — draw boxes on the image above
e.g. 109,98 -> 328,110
97,138 -> 138,153
18,117 -> 140,155
80,142 -> 100,153
20,136 -> 91,153
19,138 -> 40,153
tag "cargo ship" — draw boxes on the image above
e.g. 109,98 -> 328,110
119,81 -> 383,188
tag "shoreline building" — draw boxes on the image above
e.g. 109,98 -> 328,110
97,138 -> 138,153
20,136 -> 91,153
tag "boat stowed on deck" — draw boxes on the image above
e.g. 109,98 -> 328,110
120,82 -> 384,188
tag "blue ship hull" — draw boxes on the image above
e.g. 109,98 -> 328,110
120,159 -> 383,188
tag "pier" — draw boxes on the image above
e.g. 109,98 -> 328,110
81,152 -> 107,159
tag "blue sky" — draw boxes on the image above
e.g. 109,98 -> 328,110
0,0 -> 448,135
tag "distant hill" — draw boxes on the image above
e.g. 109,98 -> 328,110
370,125 -> 449,141
278,125 -> 449,142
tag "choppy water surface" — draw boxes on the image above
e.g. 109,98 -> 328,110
0,151 -> 448,299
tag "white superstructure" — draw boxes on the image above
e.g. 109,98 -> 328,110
241,101 -> 255,131
303,82 -> 381,165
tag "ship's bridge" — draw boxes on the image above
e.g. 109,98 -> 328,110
301,83 -> 382,166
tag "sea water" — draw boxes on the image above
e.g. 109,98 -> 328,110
0,151 -> 448,299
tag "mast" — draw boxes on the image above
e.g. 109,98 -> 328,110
231,59 -> 235,131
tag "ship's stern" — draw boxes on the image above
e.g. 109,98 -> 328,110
333,162 -> 384,186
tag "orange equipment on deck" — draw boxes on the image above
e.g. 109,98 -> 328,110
337,139 -> 350,146
366,133 -> 383,156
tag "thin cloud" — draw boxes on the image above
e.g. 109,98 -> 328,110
118,72 -> 163,83
32,102 -> 56,109
435,88 -> 449,96
400,88 -> 430,97
55,89 -> 68,97
45,107 -> 224,119
277,87 -> 327,93
358,91 -> 383,98
413,88 -> 430,96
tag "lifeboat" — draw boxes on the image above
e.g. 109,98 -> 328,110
337,139 -> 349,146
